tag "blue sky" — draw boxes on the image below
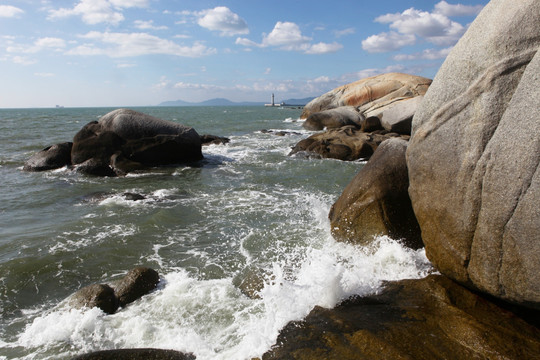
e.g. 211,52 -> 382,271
0,0 -> 487,108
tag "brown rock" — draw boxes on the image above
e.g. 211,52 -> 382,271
112,267 -> 160,308
329,138 -> 422,249
69,284 -> 118,315
262,275 -> 540,360
303,106 -> 363,131
71,348 -> 195,360
301,73 -> 431,120
407,0 -> 540,308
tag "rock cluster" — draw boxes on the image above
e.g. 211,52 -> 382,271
23,109 -> 230,176
69,267 -> 160,314
290,72 -> 429,161
72,348 -> 195,360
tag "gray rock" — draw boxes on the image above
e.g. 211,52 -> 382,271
329,138 -> 422,248
407,0 -> 540,308
69,284 -> 118,315
23,142 -> 72,171
303,106 -> 363,131
363,96 -> 423,135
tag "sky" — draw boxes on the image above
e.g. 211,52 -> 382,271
0,0 -> 487,108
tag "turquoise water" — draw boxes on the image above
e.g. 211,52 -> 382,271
0,106 -> 431,359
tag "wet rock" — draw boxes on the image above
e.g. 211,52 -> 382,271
23,142 -> 72,171
233,266 -> 267,299
260,129 -> 301,137
407,0 -> 540,308
329,138 -> 422,249
112,267 -> 160,308
303,106 -> 363,131
123,192 -> 146,201
75,158 -> 117,177
262,275 -> 540,360
71,348 -> 196,360
200,134 -> 230,145
69,284 -> 118,315
301,73 -> 431,120
71,109 -> 203,176
289,126 -> 407,161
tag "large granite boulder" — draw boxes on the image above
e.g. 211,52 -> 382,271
262,275 -> 540,360
329,138 -> 422,249
71,109 -> 203,176
23,142 -> 72,171
303,106 -> 364,131
362,95 -> 423,135
301,73 -> 431,123
407,0 -> 540,308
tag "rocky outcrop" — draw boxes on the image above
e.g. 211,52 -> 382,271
407,0 -> 540,309
72,348 -> 195,360
289,126 -> 408,161
23,142 -> 72,171
69,267 -> 160,314
72,109 -> 202,176
329,138 -> 422,249
263,275 -> 540,360
200,134 -> 230,146
303,106 -> 364,131
301,72 -> 431,130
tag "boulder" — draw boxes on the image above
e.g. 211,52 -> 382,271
71,348 -> 195,360
69,284 -> 118,315
262,275 -> 540,360
362,95 -> 424,135
200,134 -> 230,145
329,138 -> 422,249
71,109 -> 203,176
303,106 -> 363,131
407,0 -> 540,308
112,267 -> 160,308
23,142 -> 72,171
301,73 -> 431,120
289,126 -> 408,161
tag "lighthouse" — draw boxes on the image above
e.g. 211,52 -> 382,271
264,93 -> 278,107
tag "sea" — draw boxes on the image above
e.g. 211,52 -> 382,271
0,106 -> 432,359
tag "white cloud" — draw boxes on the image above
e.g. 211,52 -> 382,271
6,37 -> 66,54
393,46 -> 453,61
34,72 -> 55,77
12,56 -> 37,65
434,1 -> 484,17
48,0 -> 148,25
66,31 -> 217,57
362,31 -> 416,53
134,20 -> 168,30
264,67 -> 271,75
117,63 -> 136,68
237,21 -> 342,55
334,27 -> 355,38
373,7 -> 466,47
196,6 -> 249,36
174,82 -> 225,91
0,5 -> 24,18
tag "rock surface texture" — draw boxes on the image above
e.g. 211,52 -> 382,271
329,138 -> 422,249
262,275 -> 540,360
71,109 -> 203,175
407,0 -> 540,308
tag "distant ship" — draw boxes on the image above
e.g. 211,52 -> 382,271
55,105 -> 64,108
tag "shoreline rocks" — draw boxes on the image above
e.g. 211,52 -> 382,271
71,348 -> 195,360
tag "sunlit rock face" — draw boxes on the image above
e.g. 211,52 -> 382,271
407,0 -> 540,309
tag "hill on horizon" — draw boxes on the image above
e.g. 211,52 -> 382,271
157,97 -> 314,107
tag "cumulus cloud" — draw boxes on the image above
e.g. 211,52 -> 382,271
237,21 -> 342,55
196,6 -> 248,36
393,47 -> 453,61
134,20 -> 168,30
362,31 -> 416,53
434,1 -> 484,16
48,0 -> 148,25
0,5 -> 24,18
66,31 -> 217,57
6,37 -> 66,54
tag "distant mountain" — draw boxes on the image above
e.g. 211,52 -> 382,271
158,97 -> 315,107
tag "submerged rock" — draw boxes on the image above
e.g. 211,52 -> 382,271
407,0 -> 540,308
329,138 -> 422,249
23,142 -> 72,171
200,134 -> 230,146
72,109 -> 203,176
72,348 -> 195,360
262,275 -> 540,360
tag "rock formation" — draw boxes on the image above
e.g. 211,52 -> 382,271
329,138 -> 422,249
23,142 -> 72,171
71,348 -> 195,360
262,275 -> 540,360
69,267 -> 160,314
407,0 -> 540,309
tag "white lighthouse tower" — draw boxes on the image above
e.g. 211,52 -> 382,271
265,93 -> 278,107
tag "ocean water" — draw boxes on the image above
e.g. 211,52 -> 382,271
0,106 -> 432,359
